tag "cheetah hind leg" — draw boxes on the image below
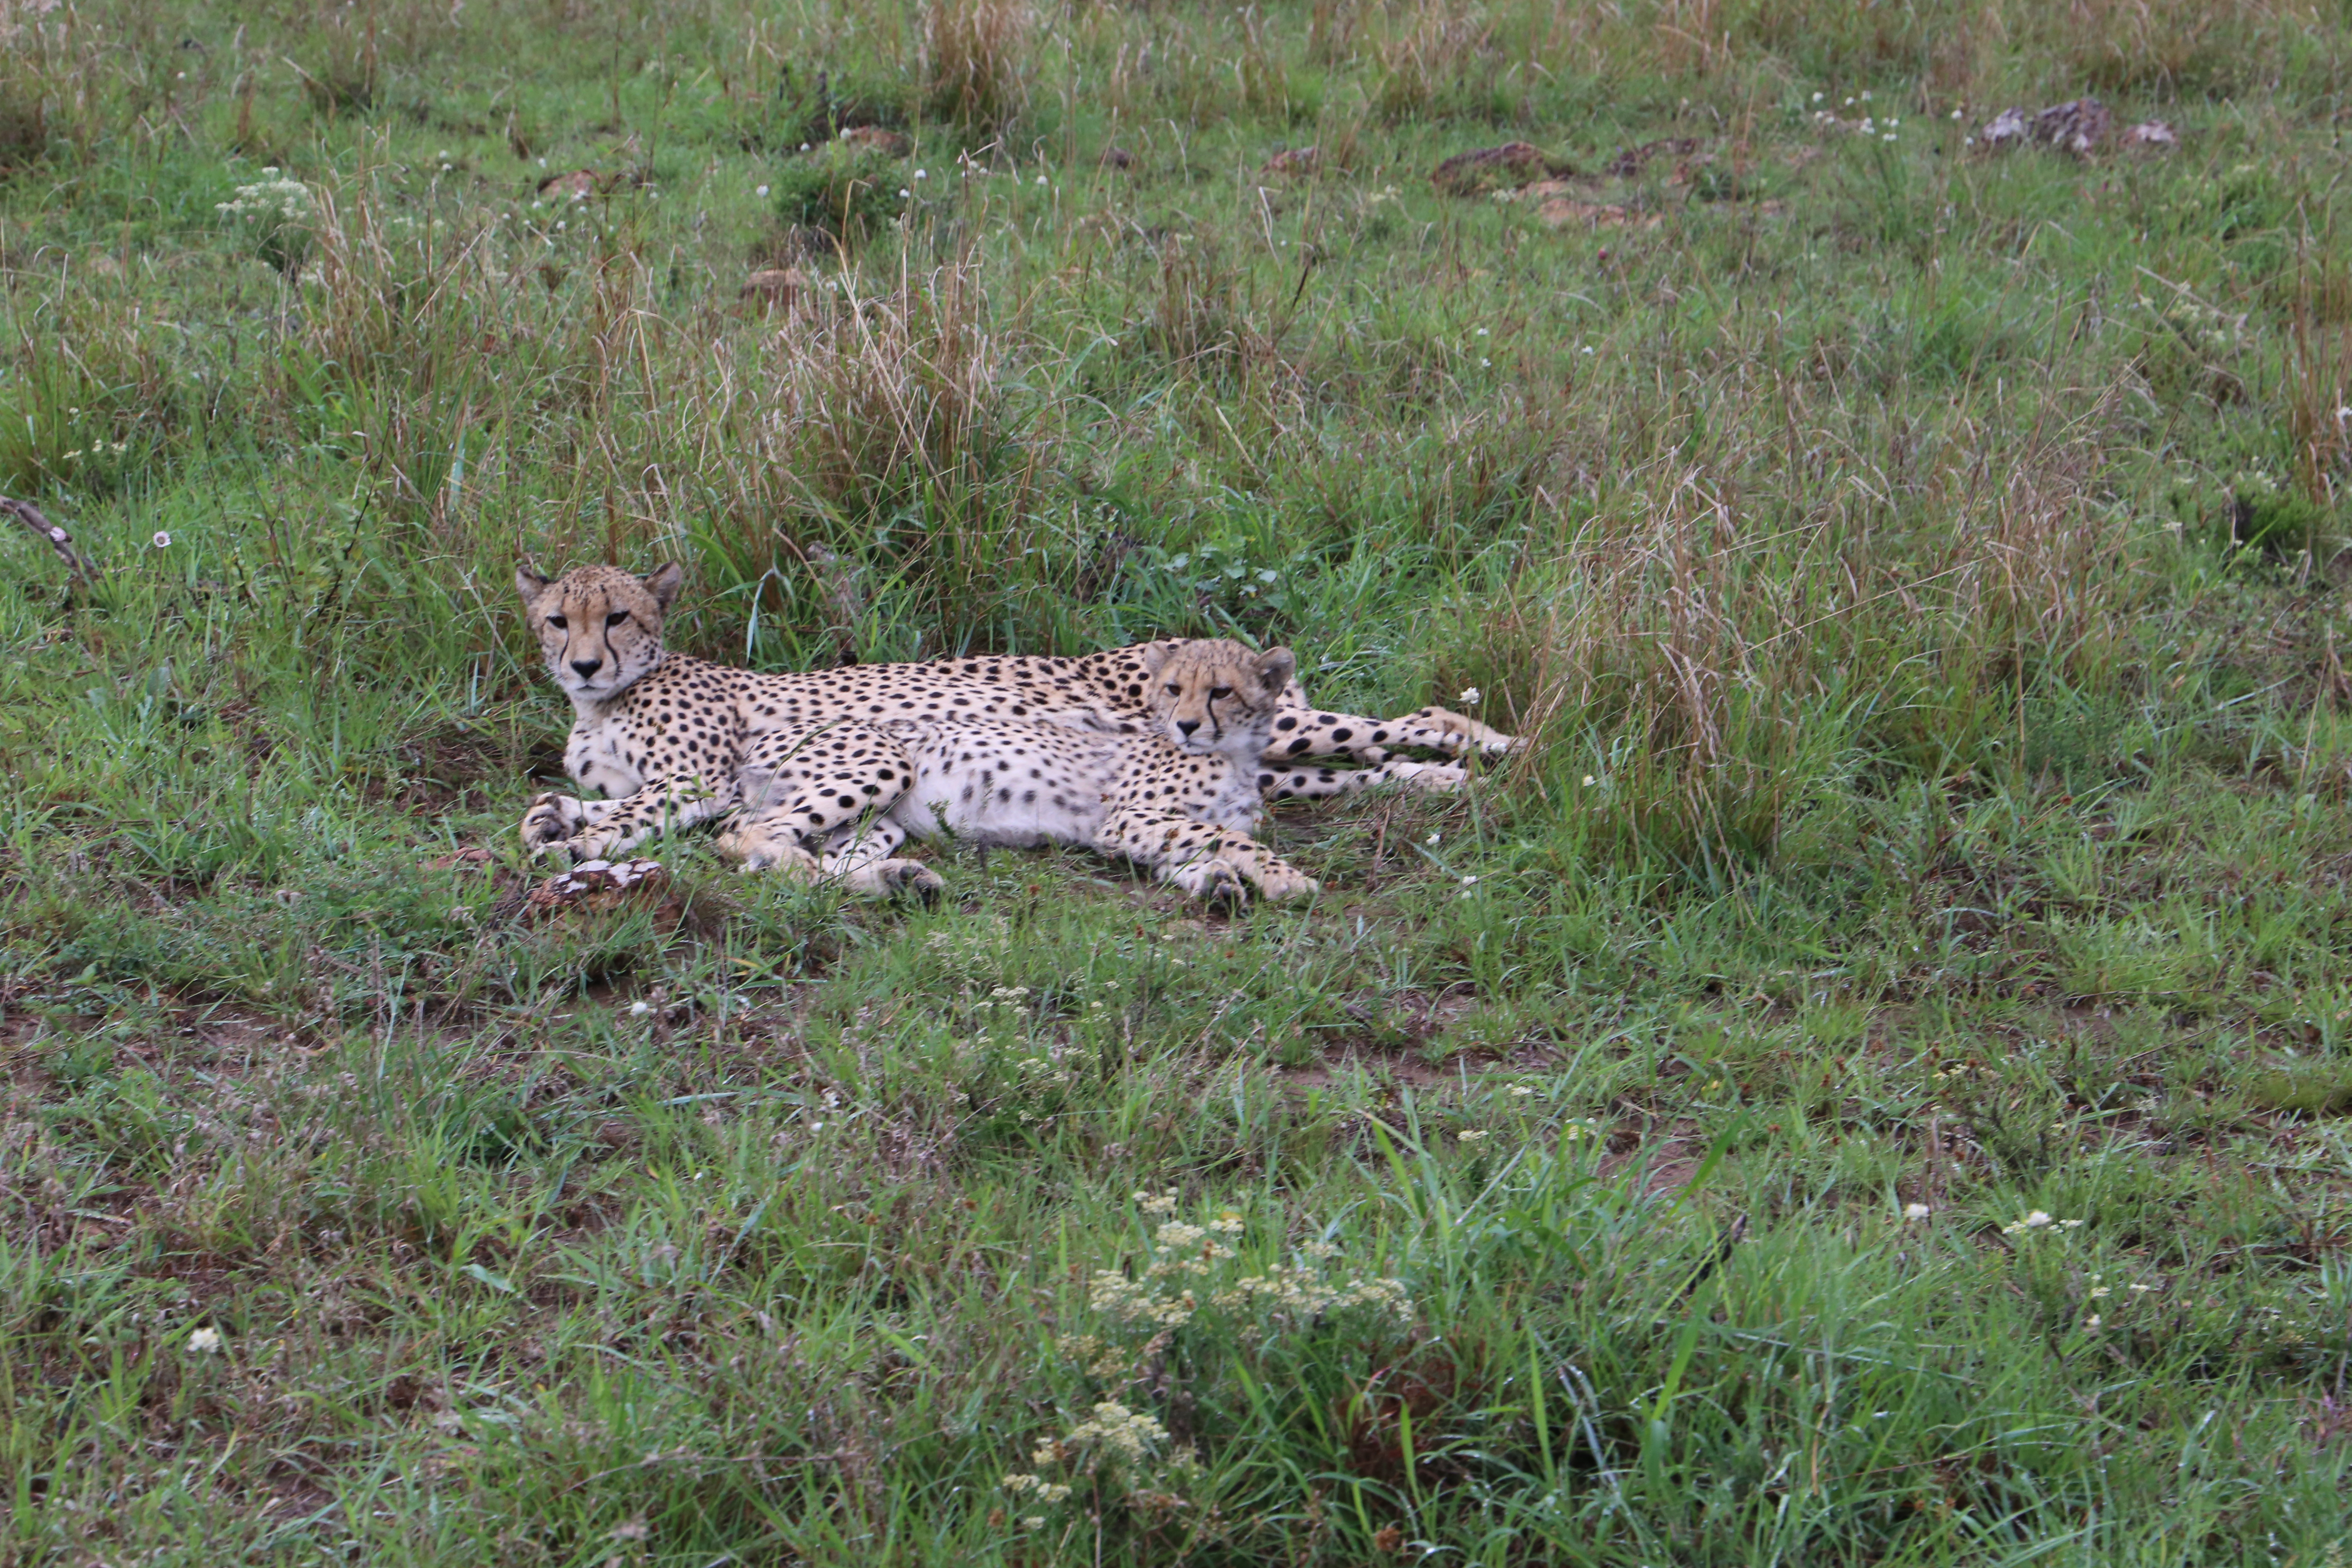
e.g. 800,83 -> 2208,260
1259,758 -> 1468,802
1391,706 -> 1521,759
720,740 -> 942,901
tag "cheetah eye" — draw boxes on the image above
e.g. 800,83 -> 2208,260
1164,683 -> 1182,697
547,614 -> 567,629
606,610 -> 631,627
1210,686 -> 1233,700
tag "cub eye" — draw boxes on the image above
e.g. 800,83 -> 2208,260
606,610 -> 630,627
1210,686 -> 1233,699
547,614 -> 567,629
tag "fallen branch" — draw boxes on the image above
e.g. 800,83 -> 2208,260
1,496 -> 101,586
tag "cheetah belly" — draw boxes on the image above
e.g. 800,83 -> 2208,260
882,723 -> 1117,846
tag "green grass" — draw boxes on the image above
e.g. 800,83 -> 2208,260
4,0 -> 2352,1562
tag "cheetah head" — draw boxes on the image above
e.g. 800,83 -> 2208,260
1145,640 -> 1295,756
515,561 -> 683,704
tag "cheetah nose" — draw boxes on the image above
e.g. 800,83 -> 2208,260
570,658 -> 603,680
1176,718 -> 1201,737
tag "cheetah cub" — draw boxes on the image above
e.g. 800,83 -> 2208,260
714,640 -> 1354,902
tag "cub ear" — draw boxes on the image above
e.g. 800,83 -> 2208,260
515,562 -> 551,604
1253,646 -> 1297,695
644,562 -> 684,608
1136,640 -> 1181,678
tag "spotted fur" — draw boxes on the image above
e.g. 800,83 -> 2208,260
716,643 -> 1350,901
513,563 -> 1485,896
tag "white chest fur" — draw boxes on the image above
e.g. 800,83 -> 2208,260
565,714 -> 645,799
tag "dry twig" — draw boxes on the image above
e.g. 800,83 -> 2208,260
1,496 -> 101,586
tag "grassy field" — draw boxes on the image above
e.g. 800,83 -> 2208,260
4,0 -> 2352,1562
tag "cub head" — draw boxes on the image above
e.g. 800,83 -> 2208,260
1144,640 -> 1294,756
514,561 -> 683,704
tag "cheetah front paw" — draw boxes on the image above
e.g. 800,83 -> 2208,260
521,792 -> 591,854
871,858 -> 947,904
1248,863 -> 1321,902
1167,856 -> 1249,905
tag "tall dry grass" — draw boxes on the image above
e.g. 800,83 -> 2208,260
921,0 -> 1032,133
1436,385 -> 2147,863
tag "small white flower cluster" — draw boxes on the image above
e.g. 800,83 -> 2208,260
1063,1401 -> 1172,1465
1812,110 -> 1902,141
1000,1471 -> 1074,1505
2001,1209 -> 2084,1235
998,1400 -> 1199,1530
1083,1196 -> 1412,1334
2142,291 -> 2243,356
215,168 -> 313,227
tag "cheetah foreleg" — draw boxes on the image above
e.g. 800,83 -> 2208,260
1099,809 -> 1320,904
520,791 -> 606,852
544,778 -> 734,861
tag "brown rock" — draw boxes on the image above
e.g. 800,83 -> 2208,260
536,169 -> 605,200
1606,137 -> 1702,178
1431,141 -> 1571,196
1977,108 -> 2030,150
524,858 -> 671,920
1535,196 -> 1661,231
839,125 -> 912,157
2031,98 -> 2111,155
740,266 -> 809,312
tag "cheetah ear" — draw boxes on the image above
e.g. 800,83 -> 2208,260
515,562 -> 550,604
643,562 -> 684,608
1136,640 -> 1179,678
1253,646 -> 1296,696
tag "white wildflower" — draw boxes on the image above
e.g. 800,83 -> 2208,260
152,531 -> 172,549
756,184 -> 770,196
186,1326 -> 222,1354
1458,686 -> 1481,704
1903,1202 -> 1931,1220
